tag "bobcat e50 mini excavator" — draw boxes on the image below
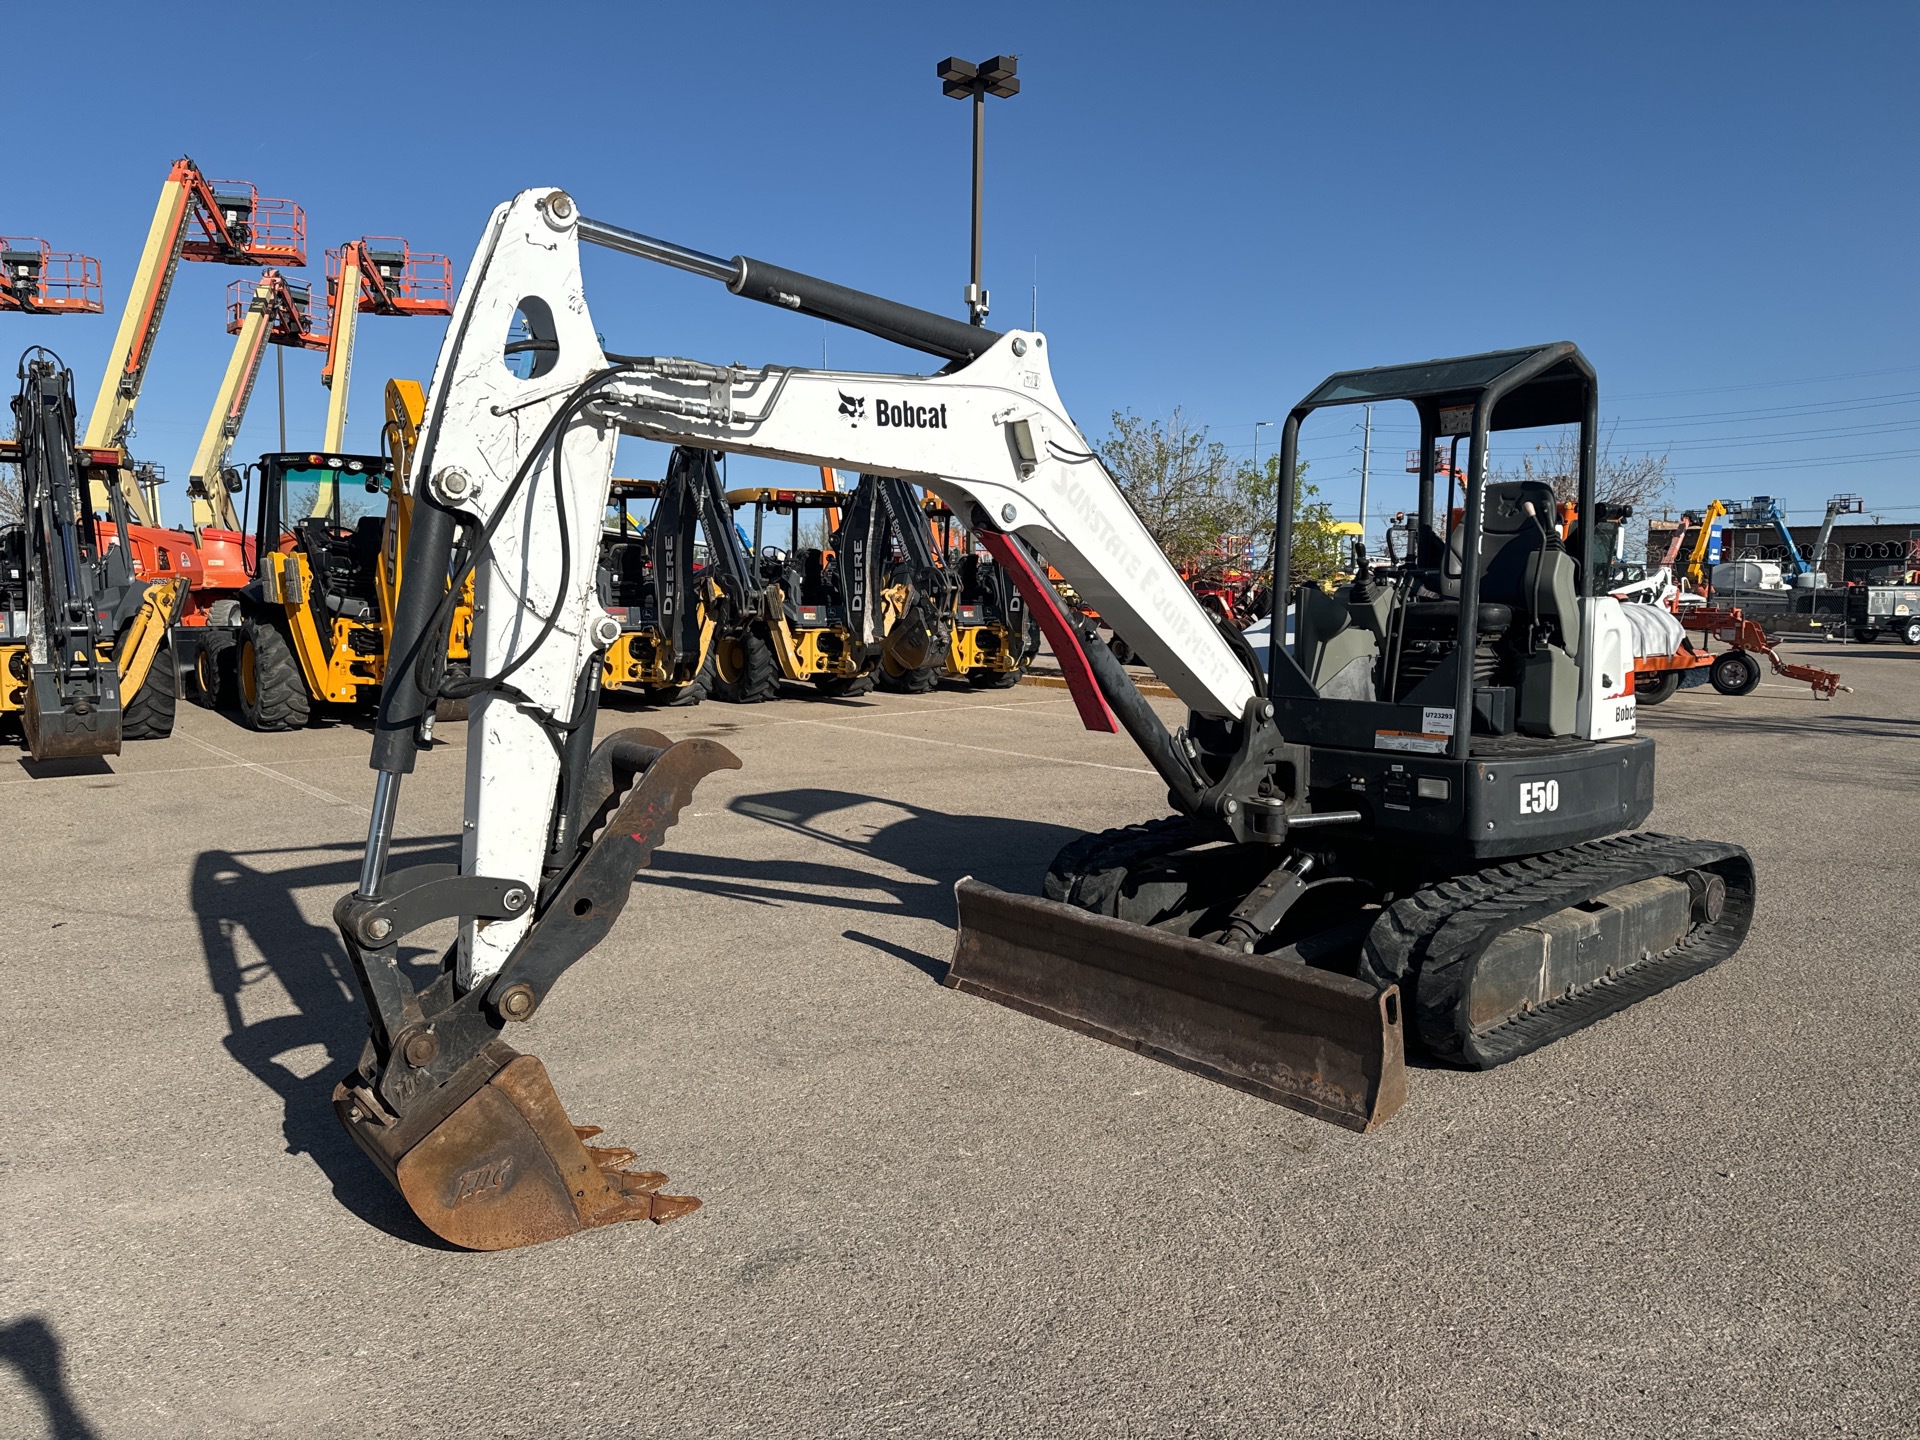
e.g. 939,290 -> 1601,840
330,189 -> 1755,1250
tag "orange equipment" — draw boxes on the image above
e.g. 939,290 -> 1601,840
0,238 -> 103,314
317,238 -> 454,452
82,157 -> 307,526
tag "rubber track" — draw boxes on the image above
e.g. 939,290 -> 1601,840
1044,816 -> 1199,915
1360,831 -> 1755,1069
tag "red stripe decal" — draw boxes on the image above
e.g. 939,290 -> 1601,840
975,530 -> 1120,734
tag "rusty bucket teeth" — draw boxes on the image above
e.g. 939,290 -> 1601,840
379,1049 -> 699,1250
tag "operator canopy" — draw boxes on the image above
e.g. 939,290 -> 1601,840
1299,342 -> 1595,433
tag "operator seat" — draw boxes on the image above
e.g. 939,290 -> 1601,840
297,516 -> 377,619
799,548 -> 829,607
1462,480 -> 1579,735
600,540 -> 649,610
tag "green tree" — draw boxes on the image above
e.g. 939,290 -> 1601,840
1492,424 -> 1671,510
1096,408 -> 1238,569
1221,453 -> 1348,590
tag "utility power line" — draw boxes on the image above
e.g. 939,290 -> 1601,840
1611,365 -> 1920,400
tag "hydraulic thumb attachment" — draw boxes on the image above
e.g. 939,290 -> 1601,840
333,729 -> 739,1250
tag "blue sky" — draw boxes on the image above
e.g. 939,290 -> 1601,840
10,1 -> 1914,531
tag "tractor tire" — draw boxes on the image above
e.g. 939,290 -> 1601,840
1852,628 -> 1879,644
193,629 -> 240,709
120,645 -> 177,741
1709,649 -> 1763,697
1108,634 -> 1135,666
712,623 -> 780,704
1633,669 -> 1680,705
878,657 -> 941,694
1902,618 -> 1920,646
667,645 -> 718,708
813,664 -> 877,699
238,616 -> 312,731
969,666 -> 1026,690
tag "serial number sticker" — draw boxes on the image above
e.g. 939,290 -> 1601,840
1421,706 -> 1456,736
1376,730 -> 1449,755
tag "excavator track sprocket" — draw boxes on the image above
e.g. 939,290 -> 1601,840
1360,832 -> 1755,1069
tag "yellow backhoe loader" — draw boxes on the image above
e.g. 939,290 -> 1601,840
597,447 -> 756,705
717,481 -> 907,699
206,381 -> 472,729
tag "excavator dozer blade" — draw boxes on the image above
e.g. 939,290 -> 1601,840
948,879 -> 1407,1133
335,1041 -> 699,1251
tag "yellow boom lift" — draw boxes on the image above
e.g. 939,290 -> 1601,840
83,157 -> 307,525
1682,499 -> 1728,591
184,270 -> 326,536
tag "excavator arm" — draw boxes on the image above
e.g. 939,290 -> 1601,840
362,187 -> 1256,955
329,189 -> 1288,1249
8,352 -> 185,759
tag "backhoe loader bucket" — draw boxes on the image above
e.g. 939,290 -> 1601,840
949,880 -> 1407,1132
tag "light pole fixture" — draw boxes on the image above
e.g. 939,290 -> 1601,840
937,53 -> 1020,326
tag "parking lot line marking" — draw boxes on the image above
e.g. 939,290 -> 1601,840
783,716 -> 1157,774
0,747 -> 386,788
174,732 -> 368,811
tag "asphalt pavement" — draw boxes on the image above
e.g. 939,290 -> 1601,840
1,636 -> 1913,1439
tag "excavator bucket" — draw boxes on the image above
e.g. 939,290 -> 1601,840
332,729 -> 736,1250
335,1044 -> 697,1251
949,880 -> 1407,1132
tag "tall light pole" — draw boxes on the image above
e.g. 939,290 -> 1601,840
938,54 -> 1020,326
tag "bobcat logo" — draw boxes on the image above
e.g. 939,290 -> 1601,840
838,391 -> 866,425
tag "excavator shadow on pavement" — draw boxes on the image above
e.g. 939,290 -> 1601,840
640,787 -> 1083,980
190,836 -> 464,1248
0,1314 -> 100,1440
